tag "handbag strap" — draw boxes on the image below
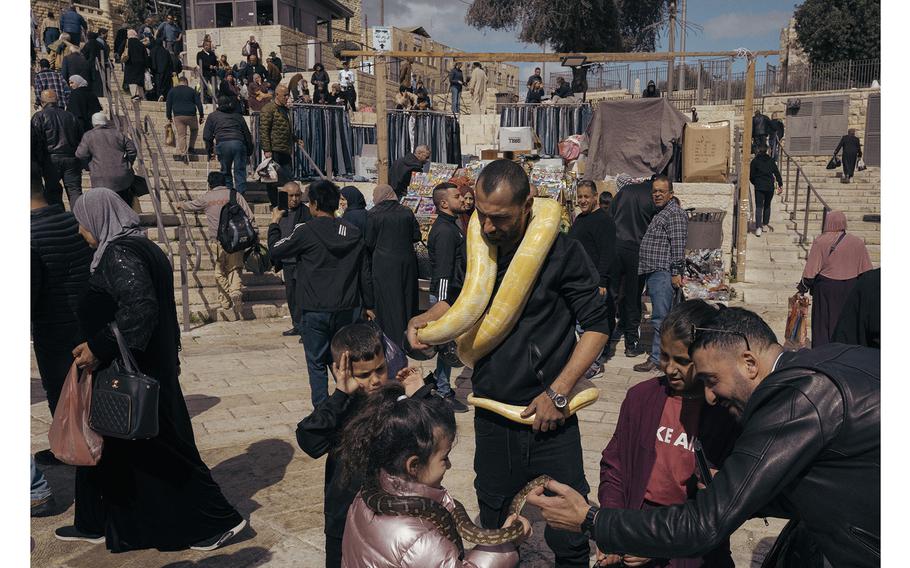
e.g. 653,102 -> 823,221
110,322 -> 139,374
829,231 -> 848,256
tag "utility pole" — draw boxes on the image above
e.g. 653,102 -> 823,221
735,56 -> 756,281
380,0 -> 384,25
667,1 -> 676,95
677,0 -> 686,92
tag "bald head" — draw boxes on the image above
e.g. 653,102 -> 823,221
40,90 -> 58,106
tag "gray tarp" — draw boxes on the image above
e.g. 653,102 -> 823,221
585,98 -> 689,180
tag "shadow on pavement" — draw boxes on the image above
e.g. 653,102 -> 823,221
185,394 -> 222,418
751,536 -> 778,566
210,439 -> 295,517
159,546 -> 272,567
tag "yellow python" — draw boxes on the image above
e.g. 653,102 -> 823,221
417,197 -> 599,421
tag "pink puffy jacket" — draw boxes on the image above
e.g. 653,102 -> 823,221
341,471 -> 519,568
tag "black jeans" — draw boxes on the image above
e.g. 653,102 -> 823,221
32,321 -> 80,416
325,534 -> 343,568
45,154 -> 83,206
754,189 -> 773,227
613,243 -> 646,345
267,150 -> 294,208
343,86 -> 357,111
283,266 -> 302,330
474,409 -> 590,567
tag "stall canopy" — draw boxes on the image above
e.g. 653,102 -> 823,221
586,98 -> 689,180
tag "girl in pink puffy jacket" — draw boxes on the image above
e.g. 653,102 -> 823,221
336,384 -> 531,567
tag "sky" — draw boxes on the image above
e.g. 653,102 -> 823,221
360,0 -> 799,88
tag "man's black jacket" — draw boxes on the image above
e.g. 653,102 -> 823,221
593,343 -> 880,567
31,104 -> 83,156
568,208 -> 616,289
610,181 -> 657,248
267,216 -> 373,312
427,211 -> 465,303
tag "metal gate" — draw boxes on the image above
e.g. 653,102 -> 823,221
786,95 -> 849,155
864,93 -> 881,166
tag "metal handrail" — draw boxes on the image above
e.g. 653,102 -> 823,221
191,65 -> 218,115
142,113 -> 203,273
98,60 -> 194,330
778,145 -> 831,245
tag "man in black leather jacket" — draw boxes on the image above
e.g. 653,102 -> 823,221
31,89 -> 84,206
528,307 -> 880,568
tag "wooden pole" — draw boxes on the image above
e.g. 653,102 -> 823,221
667,1 -> 676,95
340,49 -> 777,63
735,56 -> 756,281
376,54 -> 389,185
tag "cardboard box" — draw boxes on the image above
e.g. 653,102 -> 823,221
481,149 -> 500,160
499,127 -> 535,151
355,156 -> 378,180
683,121 -> 730,183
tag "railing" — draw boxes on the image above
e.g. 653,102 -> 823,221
778,145 -> 831,245
192,66 -> 218,115
98,60 -> 198,330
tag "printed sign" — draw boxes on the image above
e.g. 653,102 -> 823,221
372,27 -> 391,51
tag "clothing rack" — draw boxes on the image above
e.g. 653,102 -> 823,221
387,110 -> 462,166
499,104 -> 594,157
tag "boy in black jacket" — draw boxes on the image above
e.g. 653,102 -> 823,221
568,180 -> 616,378
296,324 -> 439,568
268,180 -> 375,407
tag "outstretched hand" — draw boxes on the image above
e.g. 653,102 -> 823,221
502,513 -> 533,546
526,479 -> 590,533
395,367 -> 423,396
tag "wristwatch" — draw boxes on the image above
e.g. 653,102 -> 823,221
580,505 -> 599,538
545,386 -> 568,409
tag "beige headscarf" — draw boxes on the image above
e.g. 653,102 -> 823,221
372,184 -> 397,205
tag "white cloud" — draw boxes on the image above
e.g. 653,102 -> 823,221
701,10 -> 792,40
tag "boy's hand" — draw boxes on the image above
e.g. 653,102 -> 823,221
396,367 -> 423,396
332,351 -> 359,394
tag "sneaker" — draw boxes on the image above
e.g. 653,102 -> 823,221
624,342 -> 645,358
633,360 -> 659,373
31,495 -> 56,517
34,449 -> 64,466
754,226 -> 762,237
443,391 -> 469,413
282,327 -> 300,336
55,526 -> 105,544
190,518 -> 247,551
583,364 -> 605,380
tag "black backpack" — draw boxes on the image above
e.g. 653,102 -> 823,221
217,190 -> 258,253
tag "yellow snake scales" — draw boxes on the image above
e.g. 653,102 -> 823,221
361,475 -> 552,557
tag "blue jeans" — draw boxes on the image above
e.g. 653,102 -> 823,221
301,309 -> 359,407
429,294 -> 452,396
216,139 -> 248,194
450,87 -> 461,113
644,270 -> 674,365
31,457 -> 52,502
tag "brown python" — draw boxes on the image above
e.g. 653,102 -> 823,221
361,474 -> 552,558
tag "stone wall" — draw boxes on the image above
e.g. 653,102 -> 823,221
32,0 -> 127,41
184,25 -> 315,69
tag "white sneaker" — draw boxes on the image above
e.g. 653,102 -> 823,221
755,226 -> 762,237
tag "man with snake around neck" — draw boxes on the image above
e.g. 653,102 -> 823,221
407,159 -> 612,566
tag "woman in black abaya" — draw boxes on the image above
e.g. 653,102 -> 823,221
364,184 -> 420,348
61,188 -> 245,552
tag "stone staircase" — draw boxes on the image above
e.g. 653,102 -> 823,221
95,75 -> 290,325
735,155 -> 880,333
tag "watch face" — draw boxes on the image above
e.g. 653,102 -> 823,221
554,394 -> 568,408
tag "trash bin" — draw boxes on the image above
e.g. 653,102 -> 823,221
686,208 -> 726,250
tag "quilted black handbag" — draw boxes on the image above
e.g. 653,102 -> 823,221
89,322 -> 160,440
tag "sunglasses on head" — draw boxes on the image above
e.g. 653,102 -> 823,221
691,325 -> 751,352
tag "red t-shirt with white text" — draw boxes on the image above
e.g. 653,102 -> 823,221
643,395 -> 702,506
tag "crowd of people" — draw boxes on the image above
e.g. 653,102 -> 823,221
31,148 -> 880,566
30,11 -> 879,564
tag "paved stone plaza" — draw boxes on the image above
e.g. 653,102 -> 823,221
31,311 -> 787,567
